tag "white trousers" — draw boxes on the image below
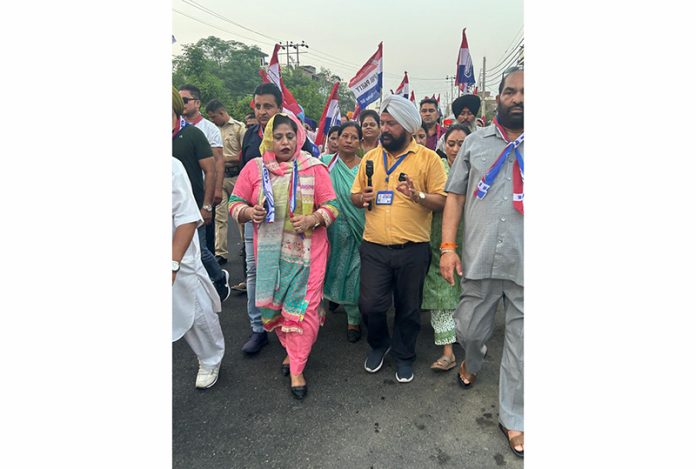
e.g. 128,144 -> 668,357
182,293 -> 225,370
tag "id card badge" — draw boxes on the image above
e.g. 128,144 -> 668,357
375,190 -> 394,205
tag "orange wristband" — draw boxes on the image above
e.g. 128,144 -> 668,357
440,242 -> 458,250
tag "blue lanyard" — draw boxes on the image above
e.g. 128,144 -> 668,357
382,150 -> 411,182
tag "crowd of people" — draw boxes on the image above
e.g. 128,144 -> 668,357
171,67 -> 524,458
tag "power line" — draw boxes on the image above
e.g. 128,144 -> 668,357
485,48 -> 524,83
174,9 -> 359,77
174,1 -> 471,82
485,47 -> 523,79
180,0 -> 372,75
495,26 -> 523,63
182,1 -> 446,81
486,38 -> 524,73
173,9 -> 276,48
181,0 -> 282,44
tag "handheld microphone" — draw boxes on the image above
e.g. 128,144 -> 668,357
398,172 -> 407,182
365,160 -> 374,211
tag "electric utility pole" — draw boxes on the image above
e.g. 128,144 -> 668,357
279,41 -> 309,68
481,56 -> 487,119
445,75 -> 456,109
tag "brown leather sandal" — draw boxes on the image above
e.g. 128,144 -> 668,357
456,361 -> 476,388
431,354 -> 457,371
498,423 -> 524,458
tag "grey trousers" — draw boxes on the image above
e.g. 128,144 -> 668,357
454,278 -> 524,431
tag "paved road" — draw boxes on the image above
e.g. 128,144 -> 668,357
173,225 -> 523,469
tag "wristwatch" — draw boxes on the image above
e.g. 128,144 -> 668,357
202,204 -> 213,212
172,260 -> 180,272
417,191 -> 426,203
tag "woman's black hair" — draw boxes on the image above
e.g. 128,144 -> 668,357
272,114 -> 298,133
327,125 -> 341,138
359,109 -> 380,126
338,121 -> 362,140
444,123 -> 471,141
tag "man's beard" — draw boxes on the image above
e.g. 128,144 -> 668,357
496,104 -> 524,130
380,131 -> 409,152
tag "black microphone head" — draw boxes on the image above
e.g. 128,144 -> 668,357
365,160 -> 374,177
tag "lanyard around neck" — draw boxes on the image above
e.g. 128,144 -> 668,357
382,149 -> 411,182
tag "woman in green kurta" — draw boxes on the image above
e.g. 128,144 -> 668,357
422,124 -> 471,370
321,122 -> 365,342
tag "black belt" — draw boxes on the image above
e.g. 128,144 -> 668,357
224,165 -> 240,178
365,240 -> 428,250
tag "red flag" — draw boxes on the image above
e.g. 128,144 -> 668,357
394,71 -> 409,98
261,45 -> 303,117
315,82 -> 341,146
353,102 -> 361,121
409,90 -> 415,103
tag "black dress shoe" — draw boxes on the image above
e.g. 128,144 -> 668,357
347,327 -> 361,343
290,384 -> 307,400
281,363 -> 290,376
215,255 -> 228,266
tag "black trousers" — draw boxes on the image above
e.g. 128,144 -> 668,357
358,241 -> 431,364
205,204 -> 217,255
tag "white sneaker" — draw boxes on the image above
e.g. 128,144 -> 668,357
220,270 -> 231,302
195,365 -> 220,389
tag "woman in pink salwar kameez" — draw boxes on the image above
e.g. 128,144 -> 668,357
229,113 -> 339,400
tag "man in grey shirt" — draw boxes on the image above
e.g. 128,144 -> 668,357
440,67 -> 524,459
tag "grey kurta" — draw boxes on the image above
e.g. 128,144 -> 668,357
445,124 -> 524,286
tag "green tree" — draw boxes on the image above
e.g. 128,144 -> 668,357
172,36 -> 265,119
172,36 -> 360,122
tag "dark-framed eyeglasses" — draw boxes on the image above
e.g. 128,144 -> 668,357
182,97 -> 198,104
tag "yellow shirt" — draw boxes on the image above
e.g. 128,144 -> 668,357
351,139 -> 447,245
220,118 -> 246,165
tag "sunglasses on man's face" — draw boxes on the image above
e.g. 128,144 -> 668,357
182,97 -> 197,104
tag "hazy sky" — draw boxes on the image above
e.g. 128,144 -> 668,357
172,0 -> 523,103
